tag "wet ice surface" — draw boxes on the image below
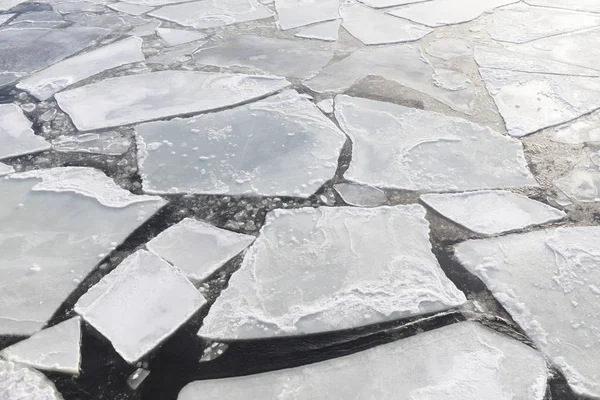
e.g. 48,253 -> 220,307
0,103 -> 50,159
0,360 -> 63,400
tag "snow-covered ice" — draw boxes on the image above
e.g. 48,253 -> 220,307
0,103 -> 50,160
52,132 -> 131,155
295,19 -> 340,41
333,182 -> 387,207
156,27 -> 205,47
0,360 -> 63,400
274,0 -> 339,30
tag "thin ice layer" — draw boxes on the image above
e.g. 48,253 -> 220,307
421,190 -> 566,235
156,27 -> 205,47
0,162 -> 14,176
0,167 -> 166,335
147,218 -> 254,282
55,71 -> 289,131
335,95 -> 536,191
275,0 -> 339,30
0,317 -> 81,375
455,227 -> 600,398
75,250 -> 206,363
198,205 -> 466,340
0,104 -> 50,160
185,322 -> 547,399
295,19 -> 340,41
0,360 -> 63,400
17,37 -> 145,101
136,90 -> 345,197
334,182 -> 387,207
52,132 -> 131,156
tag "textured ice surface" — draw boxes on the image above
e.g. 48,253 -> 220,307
546,111 -> 600,144
0,317 -> 81,375
526,0 -> 600,13
17,37 -> 144,101
339,2 -> 432,45
194,35 -> 333,79
0,104 -> 50,160
295,19 -> 340,41
108,2 -> 153,15
455,226 -> 600,398
198,205 -> 466,339
0,162 -> 14,176
55,71 -> 289,131
52,132 -> 131,155
149,0 -> 273,29
147,218 -> 255,283
136,90 -> 345,197
421,190 -> 566,235
75,250 -> 206,363
335,95 -> 536,191
275,0 -> 339,30
0,360 -> 63,400
358,0 -> 425,8
185,322 -> 547,399
554,153 -> 600,203
156,27 -> 205,47
426,38 -> 472,59
334,182 -> 387,207
0,167 -> 166,335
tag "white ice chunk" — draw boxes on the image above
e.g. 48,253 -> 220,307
156,27 -> 205,47
147,218 -> 255,283
184,322 -> 548,400
0,104 -> 50,160
75,250 -> 206,364
0,167 -> 166,335
136,90 -> 345,197
316,98 -> 333,113
198,205 -> 466,340
0,317 -> 81,375
0,360 -> 63,400
52,132 -> 131,156
546,111 -> 600,144
455,226 -> 600,398
340,2 -> 432,45
127,368 -> 150,390
421,190 -> 566,235
0,162 -> 14,176
129,20 -> 161,36
0,13 -> 14,25
294,19 -> 340,42
334,182 -> 387,207
55,71 -> 289,131
275,0 -> 339,30
526,0 -> 600,13
335,95 -> 536,191
108,2 -> 154,15
17,37 -> 145,101
149,0 -> 273,29
425,38 -> 473,59
358,0 -> 426,9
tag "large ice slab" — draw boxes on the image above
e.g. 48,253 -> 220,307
147,218 -> 255,283
55,71 -> 289,131
335,95 -> 536,191
295,19 -> 340,41
0,162 -> 14,176
333,182 -> 387,207
526,0 -> 600,13
275,0 -> 339,30
136,90 -> 345,197
198,205 -> 466,340
0,317 -> 81,375
75,250 -> 206,363
455,226 -> 600,398
156,27 -> 205,47
17,37 -> 144,101
421,190 -> 566,235
0,360 -> 63,400
0,104 -> 50,160
0,167 -> 166,335
185,322 -> 548,399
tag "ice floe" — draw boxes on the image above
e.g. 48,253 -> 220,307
55,71 -> 289,131
425,38 -> 473,60
0,360 -> 63,400
335,95 -> 536,191
0,317 -> 81,375
136,90 -> 345,197
275,0 -> 339,30
334,182 -> 387,207
198,205 -> 466,339
108,2 -> 154,15
0,162 -> 14,176
295,19 -> 340,41
75,250 -> 205,363
147,218 -> 255,283
455,226 -> 600,397
156,27 -> 205,47
0,103 -> 50,160
0,167 -> 166,335
52,132 -> 131,155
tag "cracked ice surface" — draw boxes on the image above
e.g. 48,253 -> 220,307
75,250 -> 206,363
55,71 -> 290,131
0,103 -> 50,160
156,27 -> 205,47
198,205 -> 466,340
52,132 -> 131,156
335,95 -> 536,191
554,150 -> 600,203
546,111 -> 600,144
0,360 -> 63,400
455,226 -> 600,398
526,0 -> 600,13
295,19 -> 340,42
358,0 -> 425,9
275,0 -> 339,30
136,90 -> 345,197
0,167 -> 166,335
184,322 -> 547,399
147,218 -> 255,283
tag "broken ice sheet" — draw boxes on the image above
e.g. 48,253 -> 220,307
193,35 -> 333,79
147,41 -> 206,64
52,132 -> 131,155
0,162 -> 14,176
0,317 -> 81,375
198,205 -> 466,340
421,190 -> 566,236
295,19 -> 340,42
75,250 -> 206,363
185,322 -> 547,399
554,151 -> 600,203
108,2 -> 154,15
316,98 -> 333,113
0,103 -> 50,160
17,37 -> 145,101
55,71 -> 289,131
0,360 -> 64,400
339,2 -> 432,45
156,27 -> 205,47
52,2 -> 106,14
455,226 -> 600,397
146,218 -> 255,283
136,90 -> 345,197
335,95 -> 536,192
275,0 -> 339,30
333,182 -> 387,207
526,0 -> 600,13
546,110 -> 600,144
0,167 -> 166,335
425,38 -> 473,60
149,0 -> 273,29
0,0 -> 27,11
358,0 -> 426,8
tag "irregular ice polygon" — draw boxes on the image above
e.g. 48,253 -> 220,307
0,162 -> 14,176
0,104 -> 50,160
335,95 -> 536,191
455,226 -> 600,398
526,0 -> 600,13
0,360 -> 63,400
554,152 -> 600,203
334,182 -> 387,207
198,205 -> 466,340
147,218 -> 255,283
184,322 -> 547,400
55,71 -> 289,131
295,19 -> 340,41
546,111 -> 600,144
108,2 -> 154,15
136,90 -> 345,197
156,27 -> 205,47
52,132 -> 131,155
275,0 -> 339,30
316,98 -> 334,113
75,250 -> 206,363
425,38 -> 472,60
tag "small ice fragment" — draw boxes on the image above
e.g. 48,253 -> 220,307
334,182 -> 387,207
127,368 -> 150,390
0,162 -> 14,176
52,132 -> 131,156
316,98 -> 333,114
295,19 -> 340,42
0,360 -> 64,400
0,103 -> 50,160
200,342 -> 229,362
156,27 -> 205,47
